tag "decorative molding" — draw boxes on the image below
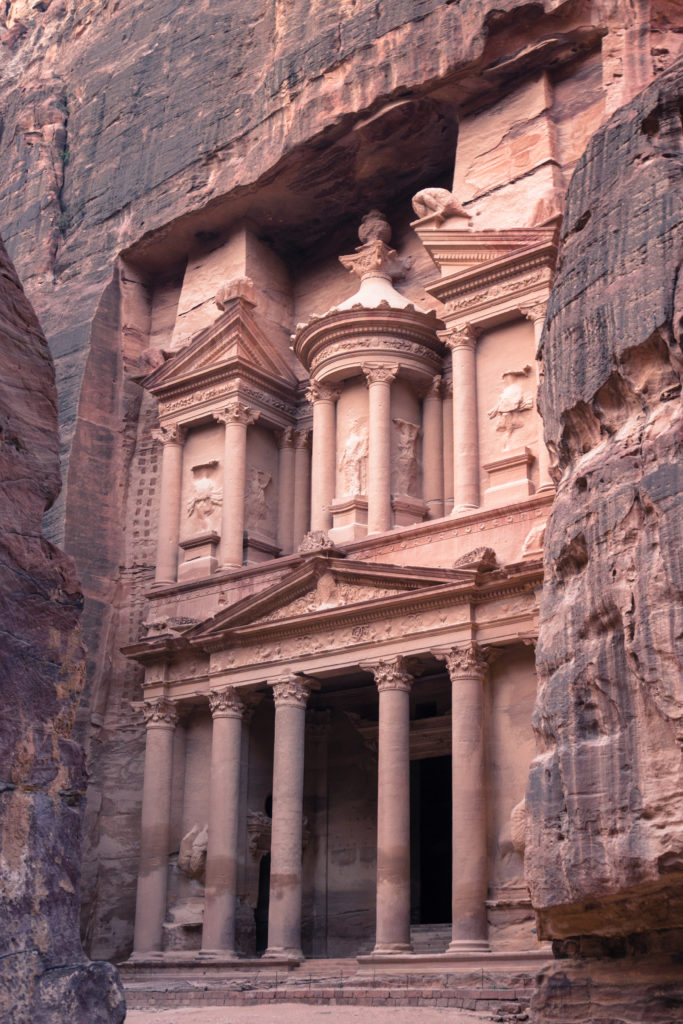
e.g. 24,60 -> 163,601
293,427 -> 312,450
367,656 -> 413,693
424,374 -> 442,400
362,362 -> 398,386
270,675 -> 317,708
142,696 -> 178,727
208,686 -> 245,719
215,400 -> 259,427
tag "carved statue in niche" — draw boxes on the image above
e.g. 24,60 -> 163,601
245,466 -> 271,525
186,462 -> 222,529
487,366 -> 534,450
393,418 -> 420,494
338,418 -> 368,497
177,823 -> 208,883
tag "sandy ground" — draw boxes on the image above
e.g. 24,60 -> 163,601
126,1006 -> 485,1023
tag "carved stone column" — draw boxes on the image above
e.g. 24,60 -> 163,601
276,427 -> 296,555
521,303 -> 554,492
133,697 -> 178,955
369,657 -> 413,954
152,424 -> 185,585
201,687 -> 245,956
442,378 -> 454,514
442,643 -> 489,952
308,382 -> 339,534
265,676 -> 317,959
441,325 -> 479,511
215,401 -> 259,569
363,364 -> 398,535
293,428 -> 312,548
422,375 -> 444,519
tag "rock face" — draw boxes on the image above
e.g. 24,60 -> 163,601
528,57 -> 683,1021
0,236 -> 125,1023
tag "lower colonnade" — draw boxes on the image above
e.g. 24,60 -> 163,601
132,644 -> 494,963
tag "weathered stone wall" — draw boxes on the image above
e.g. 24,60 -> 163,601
0,235 -> 124,1022
528,56 -> 683,1021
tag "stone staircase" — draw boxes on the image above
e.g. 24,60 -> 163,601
120,952 -> 541,1015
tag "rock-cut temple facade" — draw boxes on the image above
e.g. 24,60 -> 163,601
123,190 -> 558,965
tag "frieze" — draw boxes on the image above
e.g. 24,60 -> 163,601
443,270 -> 550,314
158,380 -> 296,419
310,337 -> 442,373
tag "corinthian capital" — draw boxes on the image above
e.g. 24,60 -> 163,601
142,696 -> 178,728
306,381 -> 341,404
366,656 -> 413,693
215,401 -> 259,427
519,302 -> 547,325
438,324 -> 477,351
270,674 -> 318,708
441,643 -> 488,680
151,423 -> 185,446
208,686 -> 245,719
275,426 -> 296,449
362,363 -> 399,386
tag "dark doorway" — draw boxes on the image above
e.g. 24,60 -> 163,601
410,756 -> 452,924
255,852 -> 270,954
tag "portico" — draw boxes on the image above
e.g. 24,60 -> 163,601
125,547 -> 542,963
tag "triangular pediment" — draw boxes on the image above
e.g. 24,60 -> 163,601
143,296 -> 298,393
189,557 -> 470,643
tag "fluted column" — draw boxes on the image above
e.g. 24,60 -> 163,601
368,657 -> 413,954
442,378 -> 454,513
276,427 -> 296,555
442,643 -> 489,952
265,676 -> 317,959
307,382 -> 339,534
201,687 -> 245,956
440,325 -> 479,511
215,401 -> 259,569
133,697 -> 178,955
293,428 -> 312,548
363,363 -> 398,535
422,375 -> 444,519
521,303 -> 554,493
152,424 -> 185,585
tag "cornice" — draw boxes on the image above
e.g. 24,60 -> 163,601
428,241 -> 557,309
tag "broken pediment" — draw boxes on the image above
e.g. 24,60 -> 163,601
142,293 -> 298,396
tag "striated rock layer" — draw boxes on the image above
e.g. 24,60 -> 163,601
0,236 -> 125,1023
528,58 -> 683,1021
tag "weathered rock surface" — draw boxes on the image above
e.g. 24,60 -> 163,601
528,57 -> 683,1021
0,235 -> 125,1022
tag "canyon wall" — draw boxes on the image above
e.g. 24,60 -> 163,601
528,55 -> 683,1022
0,236 -> 124,1022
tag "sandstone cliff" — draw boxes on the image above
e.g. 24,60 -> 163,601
0,236 -> 124,1022
529,56 -> 683,1022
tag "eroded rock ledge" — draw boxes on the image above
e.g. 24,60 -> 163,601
528,56 -> 683,1022
0,235 -> 124,1023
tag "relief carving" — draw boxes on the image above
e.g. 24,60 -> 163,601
368,656 -> 413,692
142,697 -> 178,728
338,418 -> 368,496
393,418 -> 420,495
177,823 -> 208,883
186,462 -> 222,528
245,466 -> 272,525
488,366 -> 534,449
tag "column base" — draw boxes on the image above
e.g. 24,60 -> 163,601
198,948 -> 237,959
129,950 -> 164,961
220,562 -> 242,572
371,942 -> 413,955
536,482 -> 555,494
451,503 -> 479,515
446,938 -> 490,953
263,947 -> 304,962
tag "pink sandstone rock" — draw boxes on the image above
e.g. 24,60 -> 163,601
528,56 -> 683,1022
0,235 -> 125,1022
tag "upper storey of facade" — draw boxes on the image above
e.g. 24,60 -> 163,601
139,197 -> 556,610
